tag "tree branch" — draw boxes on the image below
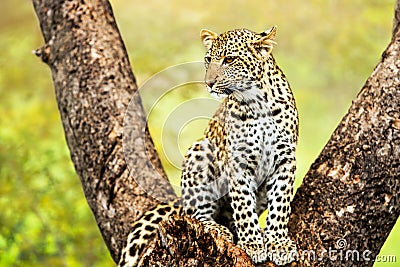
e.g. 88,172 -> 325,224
289,3 -> 400,266
32,0 -> 176,262
393,0 -> 400,38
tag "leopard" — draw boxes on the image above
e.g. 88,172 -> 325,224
119,26 -> 298,267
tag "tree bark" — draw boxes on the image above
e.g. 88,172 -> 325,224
32,0 -> 176,262
288,18 -> 400,267
33,0 -> 400,266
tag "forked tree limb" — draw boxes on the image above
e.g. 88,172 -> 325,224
32,0 -> 176,261
288,1 -> 400,265
32,0 -> 400,266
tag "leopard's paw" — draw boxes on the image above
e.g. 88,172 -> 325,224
265,235 -> 297,266
202,221 -> 234,243
238,241 -> 269,264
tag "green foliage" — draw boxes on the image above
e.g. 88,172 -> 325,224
1,0 -> 398,266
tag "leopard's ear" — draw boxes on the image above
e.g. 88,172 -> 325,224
200,29 -> 218,50
250,26 -> 277,56
259,26 -> 277,40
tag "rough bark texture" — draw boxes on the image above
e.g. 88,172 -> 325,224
32,0 -> 176,262
141,216 -> 255,267
288,2 -> 400,265
33,0 -> 400,266
290,1 -> 400,266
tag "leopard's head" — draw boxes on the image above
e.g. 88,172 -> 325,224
200,27 -> 277,98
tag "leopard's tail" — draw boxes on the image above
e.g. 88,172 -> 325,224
118,200 -> 182,267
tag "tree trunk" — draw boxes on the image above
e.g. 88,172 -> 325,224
32,0 -> 400,266
32,0 -> 176,262
288,5 -> 400,266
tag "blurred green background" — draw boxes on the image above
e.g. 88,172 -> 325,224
0,0 -> 399,266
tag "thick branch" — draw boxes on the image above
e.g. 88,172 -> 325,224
32,0 -> 175,262
393,0 -> 400,37
289,5 -> 400,267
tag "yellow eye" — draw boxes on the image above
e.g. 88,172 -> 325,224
204,56 -> 212,64
223,56 -> 236,64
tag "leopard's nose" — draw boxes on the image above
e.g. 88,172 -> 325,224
205,79 -> 215,88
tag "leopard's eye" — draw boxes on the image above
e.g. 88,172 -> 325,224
204,56 -> 212,64
223,56 -> 236,64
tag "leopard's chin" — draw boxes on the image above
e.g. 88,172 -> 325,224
209,91 -> 228,100
207,85 -> 229,99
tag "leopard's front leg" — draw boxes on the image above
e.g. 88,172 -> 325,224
263,143 -> 297,265
181,139 -> 234,242
226,146 -> 268,264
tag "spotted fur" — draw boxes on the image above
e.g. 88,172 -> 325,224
119,26 -> 298,267
118,201 -> 182,267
